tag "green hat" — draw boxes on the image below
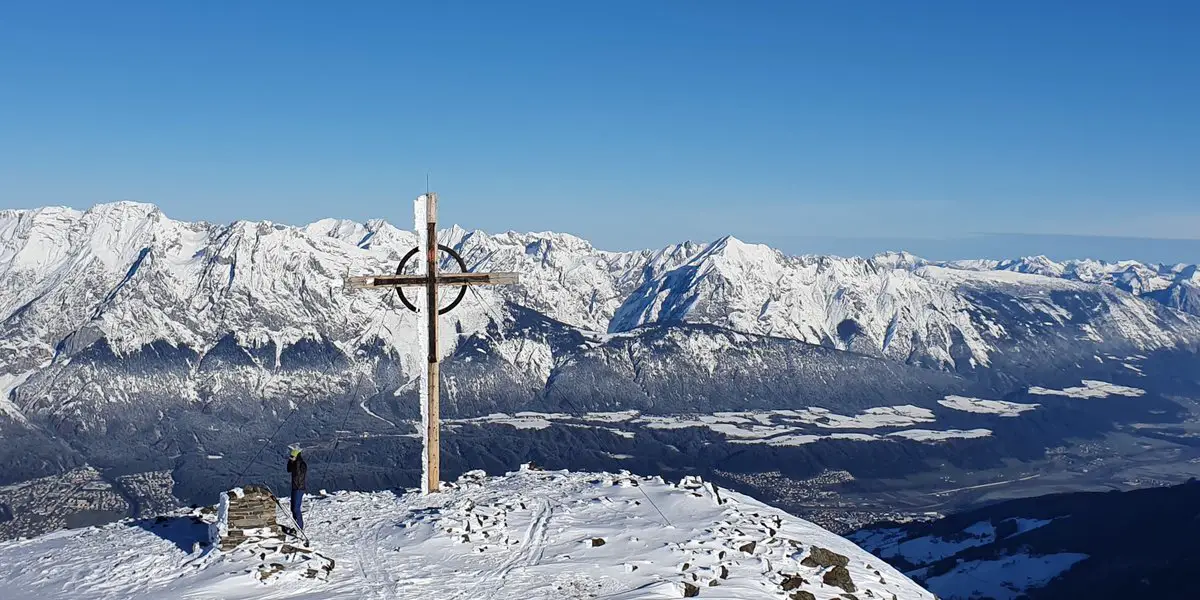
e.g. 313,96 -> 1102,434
289,446 -> 301,458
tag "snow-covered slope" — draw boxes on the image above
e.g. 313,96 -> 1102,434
0,203 -> 699,410
0,467 -> 933,599
947,255 -> 1200,315
850,479 -> 1200,600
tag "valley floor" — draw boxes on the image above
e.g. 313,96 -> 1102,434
725,405 -> 1200,534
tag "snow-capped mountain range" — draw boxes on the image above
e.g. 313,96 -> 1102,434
1,201 -> 1198,497
3,201 -> 1196,383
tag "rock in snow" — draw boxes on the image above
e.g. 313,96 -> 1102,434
0,468 -> 934,599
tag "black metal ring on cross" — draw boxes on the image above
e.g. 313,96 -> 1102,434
395,244 -> 469,315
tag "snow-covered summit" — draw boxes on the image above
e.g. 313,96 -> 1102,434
0,468 -> 933,599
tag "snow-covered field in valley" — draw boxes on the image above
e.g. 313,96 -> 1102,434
1027,380 -> 1146,399
447,407 -> 1000,448
937,396 -> 1040,417
0,468 -> 934,600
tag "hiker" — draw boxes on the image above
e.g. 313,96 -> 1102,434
286,446 -> 307,530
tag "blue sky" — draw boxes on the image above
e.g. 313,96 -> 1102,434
1,1 -> 1197,262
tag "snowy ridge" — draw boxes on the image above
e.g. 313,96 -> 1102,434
0,468 -> 934,599
946,255 -> 1196,296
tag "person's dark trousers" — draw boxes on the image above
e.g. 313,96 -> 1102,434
290,489 -> 304,530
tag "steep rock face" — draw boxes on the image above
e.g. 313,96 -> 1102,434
1146,266 -> 1200,316
449,227 -> 703,332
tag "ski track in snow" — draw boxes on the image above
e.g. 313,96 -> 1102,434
457,497 -> 552,600
0,469 -> 935,600
354,519 -> 396,599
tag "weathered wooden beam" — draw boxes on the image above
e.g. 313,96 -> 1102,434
346,272 -> 520,289
425,192 -> 440,494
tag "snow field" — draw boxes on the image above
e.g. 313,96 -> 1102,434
1027,380 -> 1146,399
450,406 -> 999,447
852,517 -> 1076,600
0,468 -> 934,599
937,396 -> 1040,417
921,552 -> 1089,600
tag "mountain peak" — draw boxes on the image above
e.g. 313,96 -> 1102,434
89,199 -> 161,212
701,235 -> 778,264
72,200 -> 168,226
871,250 -> 927,269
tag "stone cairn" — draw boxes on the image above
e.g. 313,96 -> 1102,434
201,485 -> 334,583
210,484 -> 283,551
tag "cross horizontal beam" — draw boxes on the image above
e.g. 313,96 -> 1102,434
346,272 -> 520,289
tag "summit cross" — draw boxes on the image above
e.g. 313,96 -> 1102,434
346,193 -> 519,493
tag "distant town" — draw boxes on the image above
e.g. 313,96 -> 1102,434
0,467 -> 178,540
714,469 -> 942,534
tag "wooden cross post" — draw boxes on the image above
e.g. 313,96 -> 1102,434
346,193 -> 518,493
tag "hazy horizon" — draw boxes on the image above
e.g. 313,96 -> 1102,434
6,198 -> 1198,265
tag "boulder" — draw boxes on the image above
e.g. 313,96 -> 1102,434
801,546 -> 850,569
780,574 -> 808,590
823,565 -> 857,593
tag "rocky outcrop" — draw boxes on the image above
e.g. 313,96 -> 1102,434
803,545 -> 851,569
824,565 -> 858,593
